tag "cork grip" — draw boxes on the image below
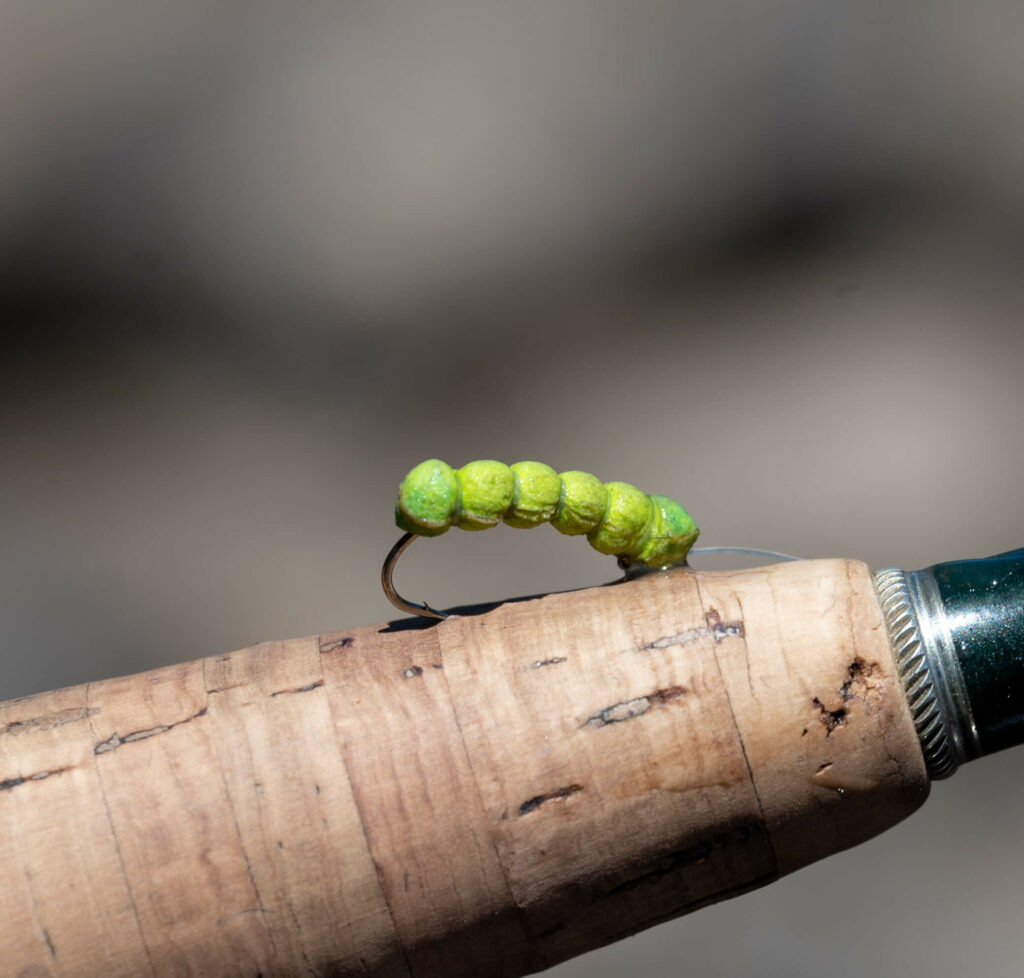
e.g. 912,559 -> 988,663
0,559 -> 929,977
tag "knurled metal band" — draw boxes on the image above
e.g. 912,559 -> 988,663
874,568 -> 958,780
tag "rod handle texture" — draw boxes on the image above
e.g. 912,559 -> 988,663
0,559 -> 928,977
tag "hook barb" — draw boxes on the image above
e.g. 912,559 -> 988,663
381,532 -> 449,621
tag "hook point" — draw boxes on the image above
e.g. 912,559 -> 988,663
382,533 -> 449,620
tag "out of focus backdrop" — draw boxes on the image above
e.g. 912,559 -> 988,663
3,3 -> 1023,976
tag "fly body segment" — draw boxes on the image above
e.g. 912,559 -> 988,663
394,459 -> 699,569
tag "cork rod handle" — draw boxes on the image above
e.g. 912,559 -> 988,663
0,559 -> 928,977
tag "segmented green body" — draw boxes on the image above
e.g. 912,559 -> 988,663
395,459 -> 699,569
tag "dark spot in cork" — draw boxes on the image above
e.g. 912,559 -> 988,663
2,706 -> 99,737
633,609 -> 744,655
517,784 -> 583,816
0,767 -> 72,792
812,698 -> 847,734
270,680 -> 323,698
319,636 -> 354,654
810,658 -> 878,736
583,686 -> 687,729
94,708 -> 207,754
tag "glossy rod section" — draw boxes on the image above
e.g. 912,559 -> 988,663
876,548 -> 1024,779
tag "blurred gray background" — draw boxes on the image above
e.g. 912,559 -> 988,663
3,2 -> 1023,975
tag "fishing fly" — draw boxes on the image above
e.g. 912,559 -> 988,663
382,458 -> 700,619
381,459 -> 798,620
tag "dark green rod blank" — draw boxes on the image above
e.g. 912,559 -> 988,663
876,548 -> 1024,780
930,548 -> 1024,757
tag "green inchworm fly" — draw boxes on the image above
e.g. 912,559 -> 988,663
381,459 -> 700,620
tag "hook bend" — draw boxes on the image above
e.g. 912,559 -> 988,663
381,533 -> 449,621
